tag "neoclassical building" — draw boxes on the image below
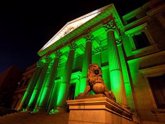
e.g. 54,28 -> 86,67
15,1 -> 165,123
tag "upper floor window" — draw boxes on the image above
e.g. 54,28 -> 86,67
126,23 -> 155,51
148,74 -> 165,109
132,32 -> 150,49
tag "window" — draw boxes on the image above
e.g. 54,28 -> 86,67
132,32 -> 150,50
126,23 -> 156,53
148,74 -> 165,109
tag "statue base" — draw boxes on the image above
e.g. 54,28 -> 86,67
67,95 -> 135,124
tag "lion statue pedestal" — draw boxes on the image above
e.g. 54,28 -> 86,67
67,97 -> 135,124
67,64 -> 135,124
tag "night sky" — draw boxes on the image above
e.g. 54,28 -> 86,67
0,0 -> 148,72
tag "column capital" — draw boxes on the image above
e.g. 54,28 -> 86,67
104,20 -> 122,45
46,56 -> 53,63
103,19 -> 117,32
69,42 -> 77,50
84,33 -> 94,42
55,50 -> 62,58
116,39 -> 122,46
38,57 -> 51,65
93,47 -> 102,55
37,59 -> 46,67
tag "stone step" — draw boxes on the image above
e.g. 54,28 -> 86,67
0,111 -> 69,124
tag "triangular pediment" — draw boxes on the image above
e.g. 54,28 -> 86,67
40,5 -> 109,51
38,4 -> 123,56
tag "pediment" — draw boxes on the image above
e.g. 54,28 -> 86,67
40,5 -> 109,51
38,4 -> 123,56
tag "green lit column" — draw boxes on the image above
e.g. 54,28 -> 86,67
26,58 -> 49,111
117,38 -> 136,111
34,52 -> 61,111
104,20 -> 127,106
44,52 -> 61,112
58,43 -> 76,108
19,62 -> 42,111
80,34 -> 93,93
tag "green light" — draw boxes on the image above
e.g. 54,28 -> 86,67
38,87 -> 48,106
117,44 -> 135,110
35,61 -> 53,107
114,30 -> 120,41
20,3 -> 143,112
56,83 -> 66,106
28,89 -> 37,107
79,78 -> 86,93
102,68 -> 110,90
49,109 -> 59,115
20,91 -> 28,108
19,65 -> 42,110
92,27 -> 106,38
110,70 -> 122,92
92,53 -> 101,67
128,58 -> 141,85
41,58 -> 46,63
32,108 -> 39,113
49,53 -> 56,59
80,38 -> 92,93
22,108 -> 27,112
27,62 -> 49,108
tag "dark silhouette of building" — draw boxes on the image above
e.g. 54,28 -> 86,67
11,64 -> 36,110
0,66 -> 22,108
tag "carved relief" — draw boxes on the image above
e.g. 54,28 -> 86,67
103,19 -> 116,31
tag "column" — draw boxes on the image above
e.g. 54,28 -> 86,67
18,62 -> 42,110
26,58 -> 49,111
104,20 -> 127,106
117,38 -> 136,111
79,34 -> 93,93
35,52 -> 61,111
44,52 -> 61,111
59,43 -> 76,108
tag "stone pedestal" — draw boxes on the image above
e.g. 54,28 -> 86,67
67,95 -> 135,124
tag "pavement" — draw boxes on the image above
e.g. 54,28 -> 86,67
0,111 -> 69,124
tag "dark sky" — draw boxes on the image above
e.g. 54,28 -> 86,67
0,0 -> 148,72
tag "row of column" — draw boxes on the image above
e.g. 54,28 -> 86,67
19,20 -> 128,112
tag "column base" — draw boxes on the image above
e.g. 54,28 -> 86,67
67,95 -> 136,124
48,106 -> 67,114
31,107 -> 39,113
49,108 -> 59,115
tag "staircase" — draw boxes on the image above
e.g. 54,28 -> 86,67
0,111 -> 69,124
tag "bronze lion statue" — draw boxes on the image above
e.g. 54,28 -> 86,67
78,64 -> 116,101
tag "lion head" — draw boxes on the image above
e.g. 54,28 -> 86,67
87,64 -> 105,91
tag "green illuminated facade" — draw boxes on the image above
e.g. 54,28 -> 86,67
14,1 -> 165,123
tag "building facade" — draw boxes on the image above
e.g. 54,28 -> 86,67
12,64 -> 36,110
0,66 -> 22,108
16,1 -> 165,123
